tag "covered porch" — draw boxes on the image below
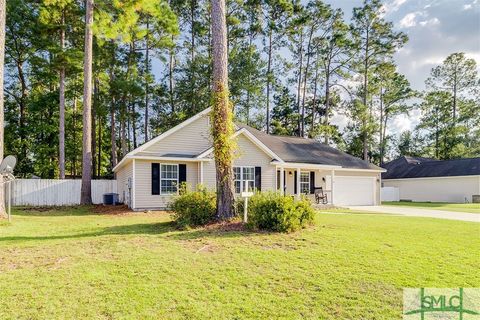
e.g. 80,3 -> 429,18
274,163 -> 340,205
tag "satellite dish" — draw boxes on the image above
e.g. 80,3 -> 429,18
0,155 -> 17,174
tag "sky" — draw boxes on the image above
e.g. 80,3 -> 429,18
325,0 -> 480,135
152,0 -> 480,137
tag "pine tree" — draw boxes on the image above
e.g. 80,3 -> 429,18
211,0 -> 235,219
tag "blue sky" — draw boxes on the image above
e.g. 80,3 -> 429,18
325,0 -> 480,134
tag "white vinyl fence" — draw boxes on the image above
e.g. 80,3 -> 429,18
381,186 -> 400,202
11,179 -> 117,206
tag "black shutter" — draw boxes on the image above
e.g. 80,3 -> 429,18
179,164 -> 187,185
152,163 -> 160,195
276,170 -> 280,190
255,167 -> 261,191
283,170 -> 286,193
310,171 -> 315,194
294,171 -> 297,194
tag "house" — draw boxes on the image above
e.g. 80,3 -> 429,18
382,156 -> 480,203
113,108 -> 385,210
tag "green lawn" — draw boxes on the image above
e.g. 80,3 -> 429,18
382,201 -> 480,213
1,207 -> 479,319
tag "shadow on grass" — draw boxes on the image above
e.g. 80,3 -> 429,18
13,206 -> 103,217
0,221 -> 174,242
0,220 -> 270,242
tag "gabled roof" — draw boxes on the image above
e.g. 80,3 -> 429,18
237,124 -> 383,171
382,156 -> 480,179
113,107 -> 384,172
113,108 -> 211,172
197,128 -> 284,162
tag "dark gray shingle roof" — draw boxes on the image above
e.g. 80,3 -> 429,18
238,124 -> 382,170
382,156 -> 480,179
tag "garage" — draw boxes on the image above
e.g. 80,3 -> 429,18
333,176 -> 376,206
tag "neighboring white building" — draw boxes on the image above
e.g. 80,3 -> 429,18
113,108 -> 385,210
382,156 -> 480,203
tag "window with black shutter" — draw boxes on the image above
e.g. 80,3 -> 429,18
255,167 -> 261,191
179,164 -> 187,185
294,171 -> 297,194
310,171 -> 315,194
151,163 -> 160,195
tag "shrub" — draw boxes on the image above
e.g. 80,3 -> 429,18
246,192 -> 315,232
171,185 -> 216,228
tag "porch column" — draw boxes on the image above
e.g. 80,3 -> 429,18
199,162 -> 204,185
296,167 -> 301,199
280,167 -> 284,195
331,169 -> 335,205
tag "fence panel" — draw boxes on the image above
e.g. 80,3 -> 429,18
381,186 -> 400,202
11,179 -> 117,206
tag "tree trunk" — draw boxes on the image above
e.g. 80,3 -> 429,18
144,18 -> 150,142
190,0 -> 196,113
379,88 -> 384,166
324,70 -> 330,144
168,40 -> 175,113
300,26 -> 314,137
109,58 -> 117,171
362,28 -> 370,161
97,110 -> 102,177
120,100 -> 127,157
131,100 -> 137,149
92,77 -> 98,179
17,61 -> 27,165
296,32 -> 304,136
0,0 -> 5,216
80,0 -> 94,204
58,12 -> 66,179
211,0 -> 235,220
266,28 -> 273,133
72,96 -> 78,177
310,59 -> 319,138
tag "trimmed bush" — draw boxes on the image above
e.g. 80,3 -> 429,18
171,185 -> 216,228
246,192 -> 315,232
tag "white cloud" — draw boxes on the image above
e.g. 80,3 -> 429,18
383,0 -> 408,15
399,12 -> 419,28
419,17 -> 440,27
388,110 -> 422,136
330,112 -> 349,132
463,4 -> 473,10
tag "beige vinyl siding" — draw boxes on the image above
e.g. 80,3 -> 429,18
133,159 -> 199,209
116,161 -> 133,206
203,160 -> 217,189
143,115 -> 212,155
383,175 -> 480,203
202,134 -> 276,192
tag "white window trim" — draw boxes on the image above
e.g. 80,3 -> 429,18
300,171 -> 310,194
234,166 -> 255,194
160,163 -> 179,195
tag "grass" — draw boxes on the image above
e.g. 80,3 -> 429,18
0,206 -> 479,319
382,201 -> 480,213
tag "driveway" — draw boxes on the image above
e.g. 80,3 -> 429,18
347,206 -> 480,223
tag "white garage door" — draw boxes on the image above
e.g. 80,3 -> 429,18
333,176 -> 375,206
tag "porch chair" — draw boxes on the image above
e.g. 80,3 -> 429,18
314,187 -> 328,205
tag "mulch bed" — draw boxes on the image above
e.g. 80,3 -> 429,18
203,220 -> 247,232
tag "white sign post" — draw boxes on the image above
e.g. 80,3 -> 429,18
241,191 -> 253,223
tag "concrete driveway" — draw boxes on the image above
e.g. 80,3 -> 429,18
347,205 -> 480,223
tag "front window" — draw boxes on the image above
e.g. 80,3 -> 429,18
300,172 -> 310,194
234,166 -> 255,193
161,164 -> 178,194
